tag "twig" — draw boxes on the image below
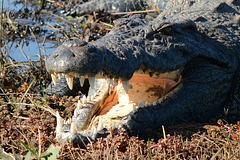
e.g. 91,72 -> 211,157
16,42 -> 34,67
3,102 -> 35,106
99,21 -> 113,28
0,0 -> 4,73
210,148 -> 223,160
111,9 -> 157,15
39,104 -> 56,116
4,61 -> 41,69
12,115 -> 30,120
162,125 -> 166,144
46,0 -> 64,7
228,147 -> 240,160
42,35 -> 47,46
41,9 -> 64,19
29,27 -> 44,85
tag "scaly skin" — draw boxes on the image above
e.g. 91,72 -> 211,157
64,0 -> 168,17
46,0 -> 240,146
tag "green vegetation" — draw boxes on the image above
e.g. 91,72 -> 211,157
19,140 -> 60,160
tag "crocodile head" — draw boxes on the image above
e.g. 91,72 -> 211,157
45,0 -> 239,146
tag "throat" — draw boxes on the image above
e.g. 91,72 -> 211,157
127,74 -> 177,104
91,72 -> 180,128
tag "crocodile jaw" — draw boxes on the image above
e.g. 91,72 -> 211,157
52,69 -> 180,145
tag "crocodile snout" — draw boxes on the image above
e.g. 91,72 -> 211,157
52,50 -> 75,59
46,39 -> 104,75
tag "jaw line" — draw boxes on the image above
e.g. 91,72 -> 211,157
54,69 -> 182,139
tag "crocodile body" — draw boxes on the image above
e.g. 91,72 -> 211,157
64,0 -> 168,17
46,0 -> 240,146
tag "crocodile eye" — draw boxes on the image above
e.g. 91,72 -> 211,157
159,26 -> 172,35
68,51 -> 76,58
71,52 -> 76,58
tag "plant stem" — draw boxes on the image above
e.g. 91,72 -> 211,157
0,0 -> 4,73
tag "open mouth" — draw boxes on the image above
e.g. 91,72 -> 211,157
50,69 -> 181,132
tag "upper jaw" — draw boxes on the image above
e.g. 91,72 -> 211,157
45,40 -> 135,81
45,38 -> 138,91
45,22 -> 189,81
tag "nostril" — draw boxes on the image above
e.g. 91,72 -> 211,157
69,52 -> 76,58
53,54 -> 58,58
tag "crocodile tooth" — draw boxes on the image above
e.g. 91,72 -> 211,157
93,126 -> 97,134
66,118 -> 72,125
133,104 -> 137,112
109,79 -> 114,88
77,99 -> 82,109
67,75 -> 74,90
70,122 -> 77,134
57,73 -> 62,80
73,108 -> 78,117
97,116 -> 103,131
138,99 -> 144,108
139,70 -> 145,75
51,73 -> 57,85
56,111 -> 63,133
87,96 -> 91,102
88,76 -> 95,88
145,101 -> 149,107
96,72 -> 100,78
82,95 -> 87,104
75,73 -> 78,78
122,80 -> 129,93
80,76 -> 85,87
66,119 -> 69,124
153,101 -> 157,106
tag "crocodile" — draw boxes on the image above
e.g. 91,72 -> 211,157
45,0 -> 240,146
